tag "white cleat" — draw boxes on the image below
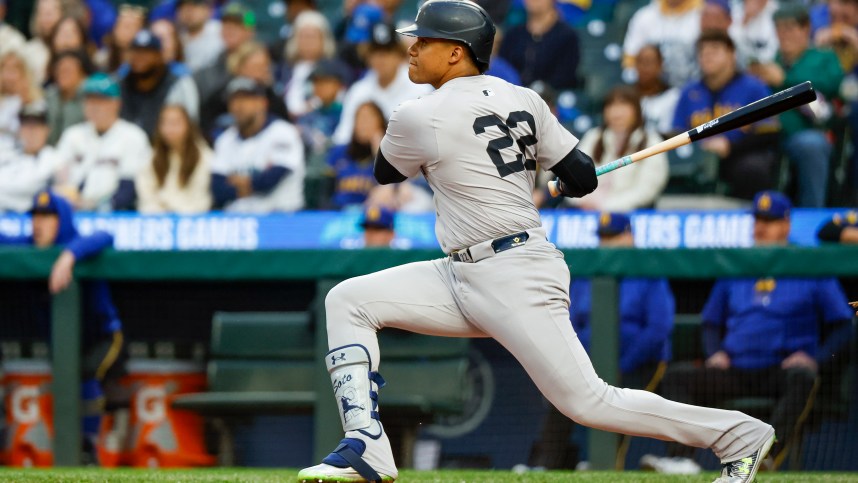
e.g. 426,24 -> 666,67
297,463 -> 396,483
712,434 -> 776,483
640,455 -> 702,474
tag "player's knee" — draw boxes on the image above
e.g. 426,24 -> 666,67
325,280 -> 358,312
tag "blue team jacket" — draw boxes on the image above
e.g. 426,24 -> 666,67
571,278 -> 675,374
0,195 -> 121,340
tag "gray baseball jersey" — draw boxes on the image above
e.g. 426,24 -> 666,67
380,75 -> 577,253
313,75 -> 774,481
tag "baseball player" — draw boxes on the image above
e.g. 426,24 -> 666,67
298,2 -> 775,482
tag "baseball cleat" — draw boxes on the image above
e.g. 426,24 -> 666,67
297,463 -> 395,483
712,433 -> 775,483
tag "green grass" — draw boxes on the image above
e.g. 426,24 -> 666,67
0,469 -> 856,482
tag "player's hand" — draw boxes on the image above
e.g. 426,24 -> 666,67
850,300 -> 858,316
781,350 -> 818,374
705,350 -> 731,369
49,250 -> 76,294
701,136 -> 731,158
227,175 -> 253,198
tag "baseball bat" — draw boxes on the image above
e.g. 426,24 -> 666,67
548,81 -> 817,197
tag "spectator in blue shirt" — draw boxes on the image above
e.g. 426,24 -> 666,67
527,213 -> 676,470
0,190 -> 124,463
657,191 -> 854,471
325,101 -> 385,209
673,30 -> 780,199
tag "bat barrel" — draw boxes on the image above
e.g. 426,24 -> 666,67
687,81 -> 816,142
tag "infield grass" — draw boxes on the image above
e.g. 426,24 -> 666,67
0,469 -> 856,482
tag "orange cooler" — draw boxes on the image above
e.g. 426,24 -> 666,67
0,360 -> 54,467
120,360 -> 214,468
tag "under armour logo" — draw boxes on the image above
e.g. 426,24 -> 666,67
331,353 -> 346,365
483,89 -> 495,97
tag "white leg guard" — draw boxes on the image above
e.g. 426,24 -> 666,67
297,344 -> 395,482
326,344 -> 384,437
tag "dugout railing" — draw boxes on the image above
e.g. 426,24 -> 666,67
0,245 -> 856,469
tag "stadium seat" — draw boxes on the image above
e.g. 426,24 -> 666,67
172,312 -> 471,466
665,144 -> 721,195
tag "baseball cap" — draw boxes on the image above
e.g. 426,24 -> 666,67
130,29 -> 162,51
752,191 -> 792,221
19,102 -> 49,124
360,206 -> 395,230
345,3 -> 384,44
309,59 -> 351,84
81,73 -> 120,98
773,4 -> 810,24
596,212 -> 632,237
225,76 -> 267,99
222,2 -> 256,28
368,23 -> 400,51
30,191 -> 61,215
705,0 -> 730,16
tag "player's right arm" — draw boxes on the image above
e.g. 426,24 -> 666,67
531,92 -> 598,198
375,100 -> 437,185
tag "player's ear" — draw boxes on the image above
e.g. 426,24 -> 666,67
449,44 -> 465,66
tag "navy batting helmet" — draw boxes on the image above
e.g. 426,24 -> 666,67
396,0 -> 496,72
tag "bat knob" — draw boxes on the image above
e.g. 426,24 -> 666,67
548,179 -> 561,198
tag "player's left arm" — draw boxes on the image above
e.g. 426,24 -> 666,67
376,100 -> 436,185
50,232 -> 114,294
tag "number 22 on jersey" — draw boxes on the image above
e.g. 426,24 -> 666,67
473,111 -> 538,178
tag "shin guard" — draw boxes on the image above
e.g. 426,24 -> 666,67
326,345 -> 385,433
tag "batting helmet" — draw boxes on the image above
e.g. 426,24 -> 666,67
396,0 -> 496,72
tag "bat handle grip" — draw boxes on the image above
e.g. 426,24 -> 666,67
595,155 -> 634,176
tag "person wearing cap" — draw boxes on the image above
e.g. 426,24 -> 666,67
54,73 -> 151,211
0,103 -> 59,213
748,4 -> 843,208
194,1 -> 257,137
296,58 -> 349,157
210,76 -> 305,212
672,29 -> 780,200
358,205 -> 399,248
176,0 -> 224,73
120,28 -> 199,137
528,212 -> 676,470
0,190 -> 125,463
656,190 -> 854,471
45,49 -> 94,146
498,0 -> 580,90
817,210 -> 858,244
332,22 -> 432,146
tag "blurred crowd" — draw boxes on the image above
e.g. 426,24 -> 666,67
0,0 -> 856,218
